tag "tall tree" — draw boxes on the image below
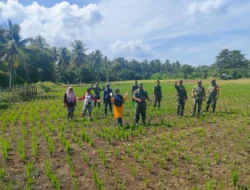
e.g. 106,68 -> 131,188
0,19 -> 30,88
180,64 -> 194,79
215,49 -> 248,78
70,40 -> 87,84
57,47 -> 71,68
103,56 -> 112,82
30,35 -> 49,50
90,49 -> 103,81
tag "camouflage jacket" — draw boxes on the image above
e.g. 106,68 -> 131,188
132,85 -> 138,94
207,84 -> 219,98
175,84 -> 187,100
192,85 -> 205,100
133,89 -> 149,105
154,85 -> 162,97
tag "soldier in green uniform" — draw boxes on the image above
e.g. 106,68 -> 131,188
133,83 -> 152,125
153,80 -> 162,108
206,79 -> 220,112
175,80 -> 187,118
131,80 -> 138,102
192,80 -> 206,117
90,82 -> 104,108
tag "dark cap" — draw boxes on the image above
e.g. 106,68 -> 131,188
197,80 -> 202,83
211,79 -> 216,82
115,88 -> 119,93
106,83 -> 110,86
87,88 -> 91,92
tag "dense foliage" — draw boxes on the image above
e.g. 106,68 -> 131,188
0,20 -> 249,87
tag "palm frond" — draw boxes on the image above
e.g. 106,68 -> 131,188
18,37 -> 31,46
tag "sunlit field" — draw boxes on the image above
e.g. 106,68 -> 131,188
0,79 -> 250,190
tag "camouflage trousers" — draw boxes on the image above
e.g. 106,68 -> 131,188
192,98 -> 203,116
206,96 -> 217,112
177,99 -> 185,116
154,95 -> 162,108
135,104 -> 146,124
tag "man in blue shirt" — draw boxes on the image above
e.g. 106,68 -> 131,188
103,83 -> 113,115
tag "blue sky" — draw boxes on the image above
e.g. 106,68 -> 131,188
6,0 -> 101,7
0,0 -> 249,66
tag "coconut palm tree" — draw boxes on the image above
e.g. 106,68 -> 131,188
103,56 -> 111,82
30,35 -> 49,50
90,49 -> 103,81
57,47 -> 70,68
70,40 -> 88,84
0,19 -> 30,88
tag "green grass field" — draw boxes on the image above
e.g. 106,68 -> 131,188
0,79 -> 250,190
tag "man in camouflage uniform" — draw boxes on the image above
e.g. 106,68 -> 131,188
133,83 -> 151,125
131,80 -> 138,102
90,82 -> 104,108
192,80 -> 206,117
153,80 -> 162,108
175,80 -> 187,118
206,79 -> 219,112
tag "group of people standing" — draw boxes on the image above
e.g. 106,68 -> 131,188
63,79 -> 219,126
175,79 -> 220,118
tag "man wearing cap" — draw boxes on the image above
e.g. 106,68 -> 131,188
131,80 -> 138,102
175,80 -> 188,118
103,83 -> 113,115
206,79 -> 219,112
133,83 -> 152,125
192,80 -> 206,117
90,82 -> 104,108
153,80 -> 162,108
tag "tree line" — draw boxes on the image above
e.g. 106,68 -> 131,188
0,19 -> 249,88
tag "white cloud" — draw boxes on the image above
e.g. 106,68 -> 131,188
111,40 -> 151,56
188,0 -> 228,15
0,0 -> 103,47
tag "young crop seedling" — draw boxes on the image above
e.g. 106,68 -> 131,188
147,160 -> 152,173
172,166 -> 179,177
82,151 -> 91,166
92,165 -> 104,190
0,168 -> 5,180
1,138 -> 10,161
26,162 -> 34,190
18,139 -> 26,161
97,148 -> 108,166
132,166 -> 137,178
231,171 -> 238,187
45,160 -> 61,190
205,180 -> 216,190
144,175 -> 149,187
31,135 -> 37,158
